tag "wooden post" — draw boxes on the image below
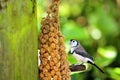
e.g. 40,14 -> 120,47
0,0 -> 38,80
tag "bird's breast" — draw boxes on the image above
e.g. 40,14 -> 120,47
71,48 -> 74,53
73,52 -> 87,63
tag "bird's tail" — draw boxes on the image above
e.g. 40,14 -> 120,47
87,61 -> 104,73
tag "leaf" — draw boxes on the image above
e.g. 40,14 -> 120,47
96,46 -> 117,67
61,20 -> 89,40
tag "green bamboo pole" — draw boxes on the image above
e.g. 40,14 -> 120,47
0,0 -> 38,80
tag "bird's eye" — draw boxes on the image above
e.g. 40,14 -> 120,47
72,41 -> 75,42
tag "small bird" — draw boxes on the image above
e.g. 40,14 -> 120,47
69,39 -> 104,73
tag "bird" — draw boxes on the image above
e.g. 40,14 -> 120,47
69,39 -> 104,73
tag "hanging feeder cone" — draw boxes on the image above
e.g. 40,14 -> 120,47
39,0 -> 71,80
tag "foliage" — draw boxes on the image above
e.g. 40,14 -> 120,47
38,0 -> 120,80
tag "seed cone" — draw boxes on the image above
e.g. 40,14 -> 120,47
39,0 -> 71,80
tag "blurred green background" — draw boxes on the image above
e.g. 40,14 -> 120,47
38,0 -> 120,80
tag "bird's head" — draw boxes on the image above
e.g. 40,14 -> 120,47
70,39 -> 79,47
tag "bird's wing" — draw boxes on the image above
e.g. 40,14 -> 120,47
74,48 -> 94,60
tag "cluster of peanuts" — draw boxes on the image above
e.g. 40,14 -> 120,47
39,0 -> 71,80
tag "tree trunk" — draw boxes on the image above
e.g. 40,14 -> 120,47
0,0 -> 38,80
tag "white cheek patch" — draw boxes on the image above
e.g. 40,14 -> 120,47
71,42 -> 77,47
72,43 -> 76,47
